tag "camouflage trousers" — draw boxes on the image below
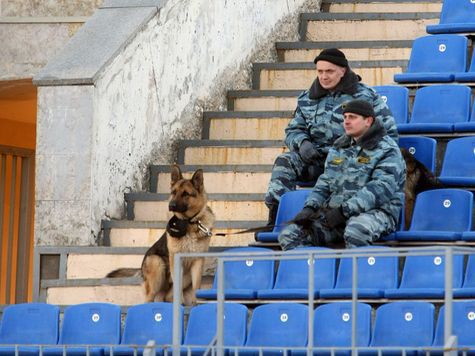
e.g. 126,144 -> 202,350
278,209 -> 397,250
265,151 -> 325,208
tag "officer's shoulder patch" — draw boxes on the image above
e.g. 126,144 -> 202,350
357,156 -> 371,164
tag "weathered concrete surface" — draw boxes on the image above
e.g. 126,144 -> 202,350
0,0 -> 103,17
34,0 -> 320,245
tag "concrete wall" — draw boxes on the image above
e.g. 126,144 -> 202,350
34,0 -> 319,246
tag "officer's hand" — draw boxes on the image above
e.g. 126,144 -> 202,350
293,207 -> 316,226
323,207 -> 346,228
299,140 -> 320,163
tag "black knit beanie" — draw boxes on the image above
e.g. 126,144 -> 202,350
313,48 -> 348,67
342,99 -> 375,118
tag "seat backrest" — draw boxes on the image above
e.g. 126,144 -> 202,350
399,253 -> 464,289
273,247 -> 335,290
438,0 -> 475,25
273,189 -> 311,233
373,85 -> 409,125
212,247 -> 275,290
433,301 -> 475,346
370,302 -> 435,347
334,246 -> 398,290
410,85 -> 471,125
59,302 -> 121,345
0,303 -> 59,345
462,254 -> 475,288
313,302 -> 371,348
399,136 -> 437,172
409,189 -> 473,232
245,303 -> 308,347
184,303 -> 248,347
122,302 -> 183,345
406,34 -> 468,73
440,137 -> 475,178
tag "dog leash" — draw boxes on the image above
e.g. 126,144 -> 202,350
214,222 -> 289,236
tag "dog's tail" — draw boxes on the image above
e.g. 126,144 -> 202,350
106,268 -> 141,278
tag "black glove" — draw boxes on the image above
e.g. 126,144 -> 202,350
293,207 -> 316,226
299,140 -> 320,163
323,207 -> 346,228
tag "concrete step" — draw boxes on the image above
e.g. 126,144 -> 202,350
301,12 -> 439,41
149,164 -> 273,194
102,219 -> 265,248
254,60 -> 406,90
321,0 -> 441,13
125,192 -> 268,222
276,40 -> 412,63
227,90 -> 300,111
203,111 -> 293,140
176,140 -> 285,165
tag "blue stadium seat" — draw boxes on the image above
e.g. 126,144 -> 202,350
0,303 -> 60,356
394,35 -> 468,84
454,254 -> 475,297
111,302 -> 183,356
432,301 -> 475,354
196,247 -> 275,299
256,189 -> 311,242
395,189 -> 473,241
455,50 -> 475,83
454,101 -> 475,132
358,302 -> 435,356
240,303 -> 308,356
397,85 -> 471,133
181,303 -> 248,356
373,86 -> 409,125
256,247 -> 336,299
43,302 -> 121,356
427,0 -> 475,34
439,137 -> 475,186
319,246 -> 398,299
399,136 -> 437,172
384,253 -> 464,298
292,302 -> 371,356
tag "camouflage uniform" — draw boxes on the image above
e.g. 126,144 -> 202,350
265,71 -> 398,209
278,119 -> 406,250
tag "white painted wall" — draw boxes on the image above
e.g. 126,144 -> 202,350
35,0 -> 319,245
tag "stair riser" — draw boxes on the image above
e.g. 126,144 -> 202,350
279,47 -> 411,63
47,285 -> 144,306
259,66 -> 403,90
233,97 -> 297,111
133,200 -> 268,221
325,3 -> 441,13
155,171 -> 271,193
110,228 -> 255,248
67,254 -> 143,279
306,19 -> 438,41
209,118 -> 290,140
184,146 -> 285,165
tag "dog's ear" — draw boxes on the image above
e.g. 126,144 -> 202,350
170,165 -> 183,186
191,169 -> 204,192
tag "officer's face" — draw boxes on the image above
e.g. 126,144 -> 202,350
343,112 -> 374,140
316,61 -> 347,90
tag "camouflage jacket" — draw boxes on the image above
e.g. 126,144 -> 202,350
304,119 -> 406,222
285,70 -> 398,157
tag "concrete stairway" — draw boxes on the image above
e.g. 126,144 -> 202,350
39,0 -> 442,306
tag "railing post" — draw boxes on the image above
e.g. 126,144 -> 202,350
444,247 -> 457,356
351,254 -> 358,356
216,258 -> 225,356
307,251 -> 315,356
172,253 -> 183,356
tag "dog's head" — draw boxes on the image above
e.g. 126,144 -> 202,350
168,165 -> 207,220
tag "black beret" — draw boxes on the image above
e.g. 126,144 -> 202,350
342,99 -> 375,118
313,48 -> 348,67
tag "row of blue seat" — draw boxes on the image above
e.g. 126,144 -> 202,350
426,0 -> 475,35
196,246 -> 475,300
2,301 -> 475,356
374,84 -> 475,133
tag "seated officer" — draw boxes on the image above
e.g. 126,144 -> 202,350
278,99 -> 406,250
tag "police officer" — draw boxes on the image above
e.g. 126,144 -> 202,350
278,99 -> 405,250
263,48 -> 398,229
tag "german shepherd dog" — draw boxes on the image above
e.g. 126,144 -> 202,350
107,165 -> 215,305
401,148 -> 443,230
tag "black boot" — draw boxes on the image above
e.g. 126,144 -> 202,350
255,204 -> 278,241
